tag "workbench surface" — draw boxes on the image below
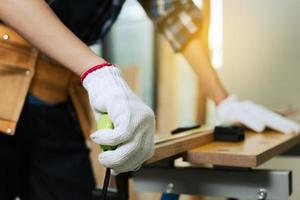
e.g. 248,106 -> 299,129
185,131 -> 300,167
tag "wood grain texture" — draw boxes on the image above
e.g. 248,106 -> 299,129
185,131 -> 300,167
147,127 -> 214,164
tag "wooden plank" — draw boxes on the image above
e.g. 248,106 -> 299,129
121,65 -> 140,94
185,131 -> 300,168
155,35 -> 179,134
147,127 -> 214,164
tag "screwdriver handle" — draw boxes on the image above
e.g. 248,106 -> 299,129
97,113 -> 117,151
96,113 -> 116,200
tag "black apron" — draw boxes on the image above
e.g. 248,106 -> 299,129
47,0 -> 126,45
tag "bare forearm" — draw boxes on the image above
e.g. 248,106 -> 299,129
182,35 -> 228,104
0,0 -> 106,75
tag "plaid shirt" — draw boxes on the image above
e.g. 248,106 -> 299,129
48,0 -> 202,51
139,0 -> 202,51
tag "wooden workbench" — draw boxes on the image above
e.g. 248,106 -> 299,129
184,131 -> 300,168
148,126 -> 300,168
137,129 -> 300,200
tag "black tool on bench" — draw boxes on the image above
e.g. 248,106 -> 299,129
171,124 -> 245,142
214,125 -> 245,142
171,125 -> 201,134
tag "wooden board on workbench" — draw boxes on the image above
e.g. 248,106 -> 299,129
147,127 -> 214,164
185,131 -> 300,168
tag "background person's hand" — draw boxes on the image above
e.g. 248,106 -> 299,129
82,63 -> 155,174
216,96 -> 300,134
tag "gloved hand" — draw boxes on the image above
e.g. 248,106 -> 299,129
216,95 -> 300,134
81,63 -> 155,174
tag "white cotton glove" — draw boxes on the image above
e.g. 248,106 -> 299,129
82,65 -> 155,174
216,96 -> 300,134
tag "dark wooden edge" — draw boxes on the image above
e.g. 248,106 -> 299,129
147,129 -> 214,164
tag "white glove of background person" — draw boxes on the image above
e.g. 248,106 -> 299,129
216,96 -> 300,134
81,63 -> 155,174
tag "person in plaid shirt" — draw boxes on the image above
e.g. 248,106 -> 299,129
0,0 -> 299,199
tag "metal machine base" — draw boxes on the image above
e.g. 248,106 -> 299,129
133,167 -> 292,200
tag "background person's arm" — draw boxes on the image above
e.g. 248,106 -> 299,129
182,34 -> 228,105
0,0 -> 105,75
182,33 -> 300,134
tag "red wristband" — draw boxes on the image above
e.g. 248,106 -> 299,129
80,62 -> 113,82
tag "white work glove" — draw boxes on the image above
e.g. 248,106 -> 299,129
216,96 -> 300,134
82,64 -> 155,174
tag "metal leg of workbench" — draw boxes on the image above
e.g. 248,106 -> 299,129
133,167 -> 292,200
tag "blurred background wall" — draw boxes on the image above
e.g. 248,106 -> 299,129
219,1 -> 300,200
220,0 -> 300,109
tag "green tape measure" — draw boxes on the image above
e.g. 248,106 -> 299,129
97,113 -> 117,151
